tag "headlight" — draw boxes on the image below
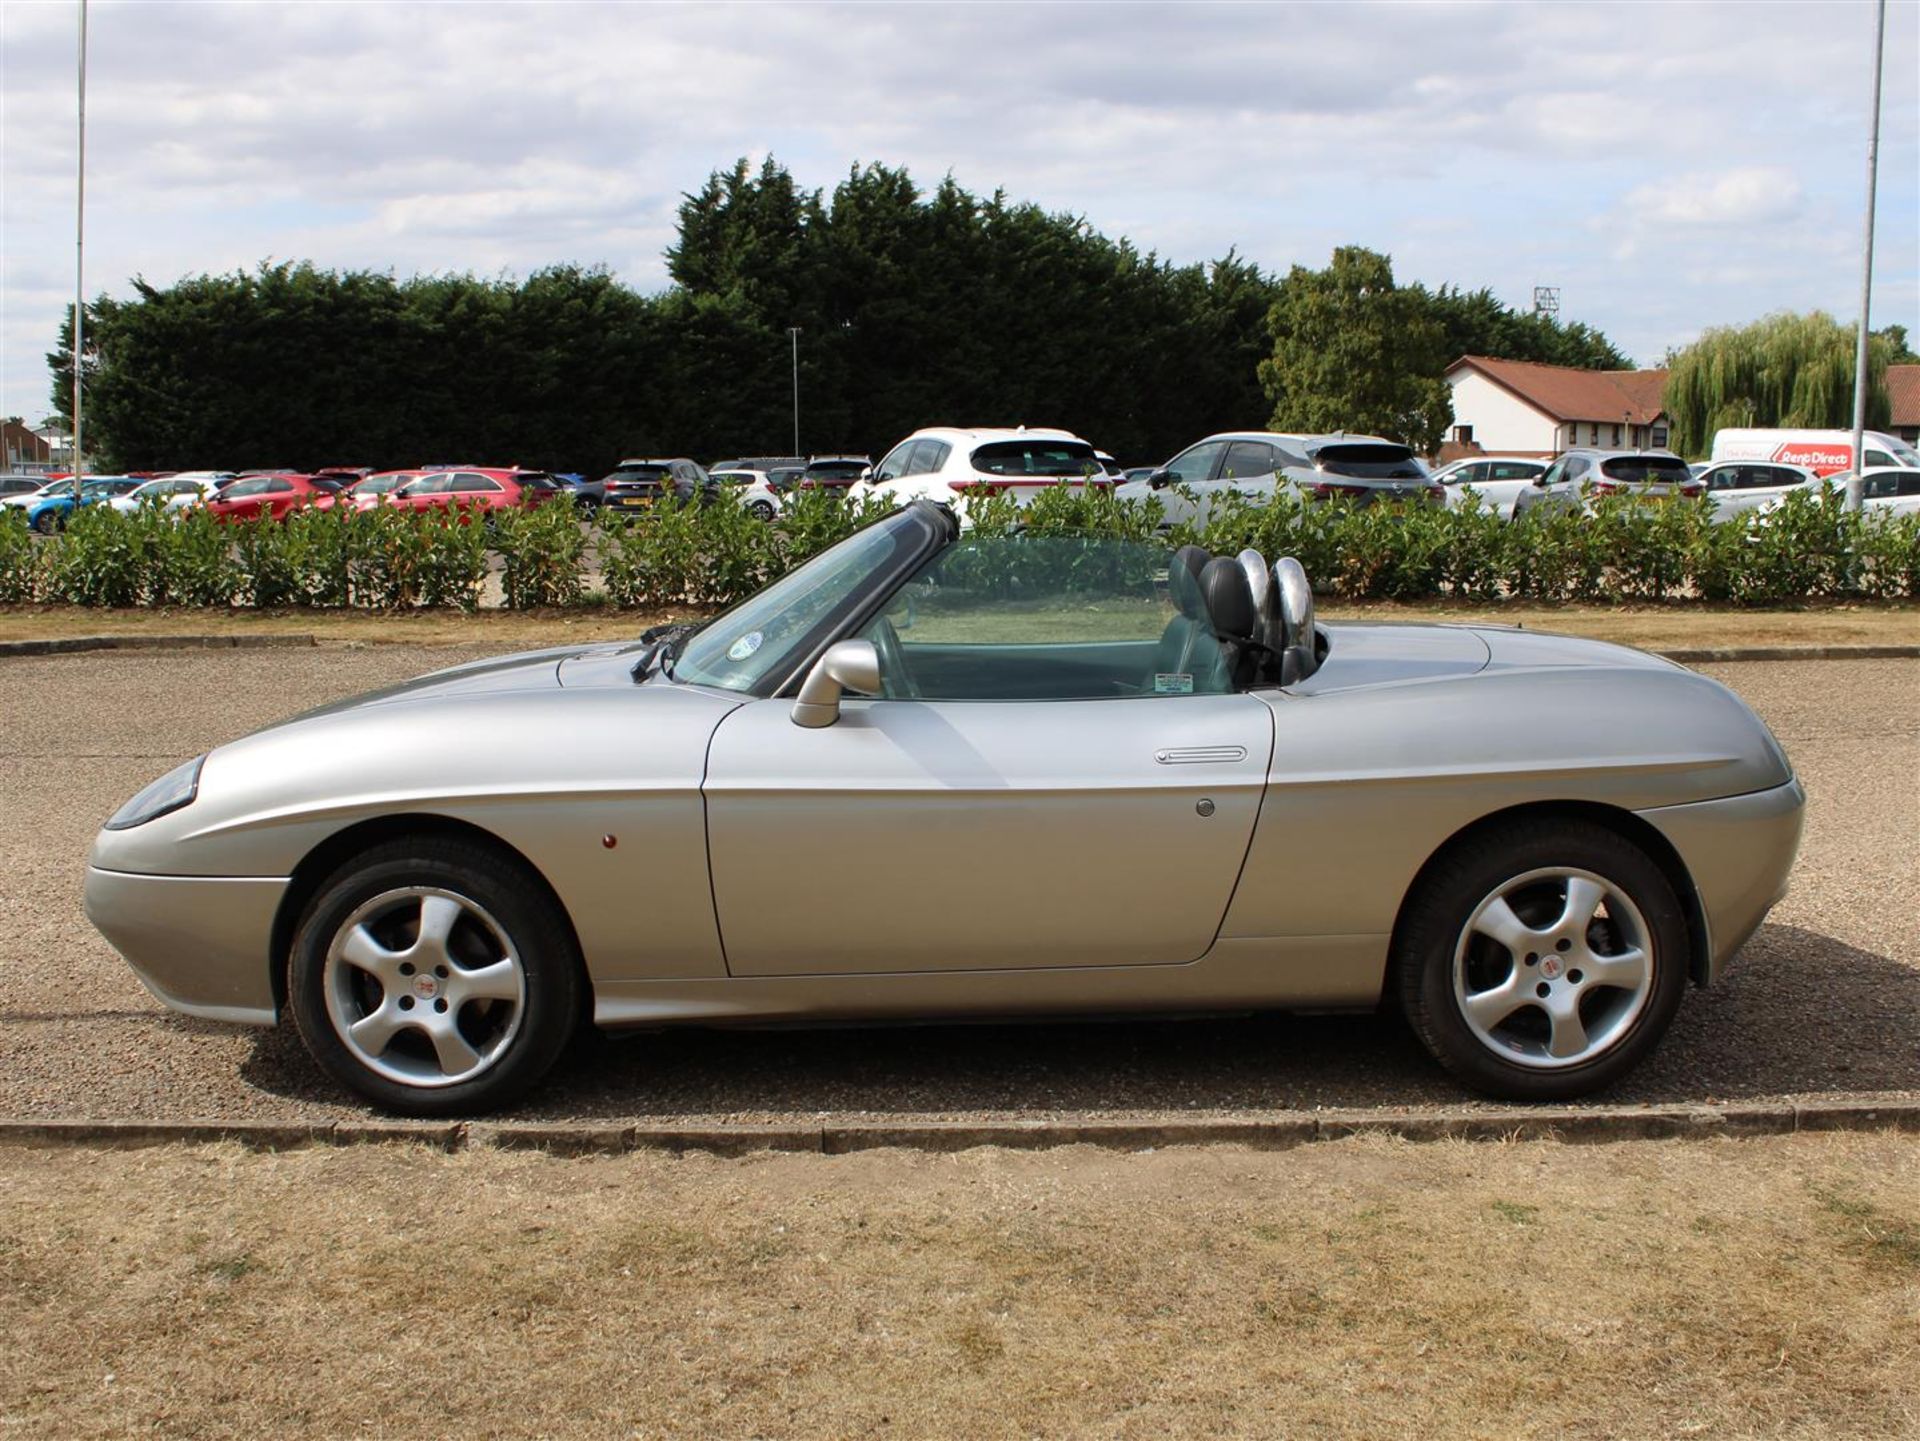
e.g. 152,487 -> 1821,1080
106,754 -> 205,830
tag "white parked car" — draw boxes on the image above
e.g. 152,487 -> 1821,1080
849,427 -> 1108,508
2,476 -> 78,509
1834,468 -> 1920,519
1115,432 -> 1438,528
107,473 -> 229,515
710,468 -> 786,521
1430,456 -> 1549,520
1693,460 -> 1820,523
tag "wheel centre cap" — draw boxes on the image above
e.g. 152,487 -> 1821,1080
1540,956 -> 1563,980
412,974 -> 439,1000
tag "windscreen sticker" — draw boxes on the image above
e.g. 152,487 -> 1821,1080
726,631 -> 764,662
1153,673 -> 1194,694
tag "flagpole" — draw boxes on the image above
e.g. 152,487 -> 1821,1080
1846,0 -> 1886,513
72,0 -> 88,492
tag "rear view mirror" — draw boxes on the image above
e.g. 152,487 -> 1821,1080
1148,470 -> 1172,489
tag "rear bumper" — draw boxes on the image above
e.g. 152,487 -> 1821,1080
1637,778 -> 1806,984
84,867 -> 286,1025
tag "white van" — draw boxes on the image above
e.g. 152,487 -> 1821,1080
1709,428 -> 1920,476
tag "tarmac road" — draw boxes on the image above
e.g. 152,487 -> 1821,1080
1,645 -> 1914,1123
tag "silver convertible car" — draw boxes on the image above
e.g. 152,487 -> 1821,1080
87,501 -> 1804,1115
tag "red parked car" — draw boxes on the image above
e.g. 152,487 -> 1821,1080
205,473 -> 343,523
384,468 -> 565,521
317,469 -> 425,513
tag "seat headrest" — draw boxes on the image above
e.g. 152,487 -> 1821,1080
1169,545 -> 1211,620
1199,555 -> 1256,641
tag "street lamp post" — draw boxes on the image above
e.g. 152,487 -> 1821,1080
1847,0 -> 1887,513
788,327 -> 801,456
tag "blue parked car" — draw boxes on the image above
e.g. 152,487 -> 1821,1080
21,477 -> 139,533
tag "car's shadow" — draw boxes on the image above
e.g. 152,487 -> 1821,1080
236,923 -> 1919,1119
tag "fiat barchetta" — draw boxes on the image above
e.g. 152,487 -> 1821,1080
86,500 -> 1804,1114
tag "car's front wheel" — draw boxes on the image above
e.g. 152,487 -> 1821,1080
288,836 -> 581,1115
1396,819 -> 1687,1101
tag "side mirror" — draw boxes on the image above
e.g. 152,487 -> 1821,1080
1148,469 -> 1172,489
859,467 -> 874,483
792,640 -> 882,728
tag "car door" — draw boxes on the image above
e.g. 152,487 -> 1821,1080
702,532 -> 1275,976
1148,439 -> 1230,527
217,476 -> 272,521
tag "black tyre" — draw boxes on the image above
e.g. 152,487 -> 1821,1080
34,509 -> 61,535
749,499 -> 776,522
288,836 -> 581,1115
1395,818 -> 1688,1101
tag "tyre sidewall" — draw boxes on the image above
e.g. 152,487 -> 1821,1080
1400,823 -> 1688,1101
288,842 -> 579,1116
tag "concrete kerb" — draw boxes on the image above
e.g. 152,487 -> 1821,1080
0,633 -> 318,657
3,1101 -> 1916,1157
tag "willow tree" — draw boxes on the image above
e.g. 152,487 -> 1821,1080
1663,311 -> 1892,458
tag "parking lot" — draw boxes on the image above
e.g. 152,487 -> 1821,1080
1,645 -> 1915,1124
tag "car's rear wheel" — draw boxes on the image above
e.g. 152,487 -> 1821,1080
288,836 -> 580,1115
748,499 -> 776,521
1395,819 -> 1687,1101
33,509 -> 61,534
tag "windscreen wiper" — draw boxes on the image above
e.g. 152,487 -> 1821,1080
628,621 -> 701,681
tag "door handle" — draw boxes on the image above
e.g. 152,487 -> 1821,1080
1155,746 -> 1248,765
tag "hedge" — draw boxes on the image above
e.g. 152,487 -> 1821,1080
0,485 -> 1914,613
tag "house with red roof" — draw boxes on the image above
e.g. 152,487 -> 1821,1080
1443,356 -> 1672,459
1886,363 -> 1919,444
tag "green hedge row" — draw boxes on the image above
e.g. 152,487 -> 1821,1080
1,484 -> 1915,612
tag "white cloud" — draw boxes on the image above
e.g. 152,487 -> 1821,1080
1625,169 -> 1807,228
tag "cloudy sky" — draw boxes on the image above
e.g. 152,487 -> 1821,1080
2,0 -> 1915,426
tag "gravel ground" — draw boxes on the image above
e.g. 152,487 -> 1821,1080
0,646 -> 1914,1123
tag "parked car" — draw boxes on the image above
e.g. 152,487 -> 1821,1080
851,427 -> 1109,508
1430,457 -> 1549,520
205,474 -> 340,523
1116,432 -> 1438,528
107,474 -> 227,515
710,455 -> 806,476
87,499 -> 1804,1115
710,468 -> 786,521
2,476 -> 79,508
0,475 -> 49,498
1784,467 -> 1920,520
792,456 -> 871,492
1512,450 -> 1701,521
1692,461 -> 1821,523
599,458 -> 711,513
385,468 -> 564,521
320,470 -> 425,513
22,477 -> 140,532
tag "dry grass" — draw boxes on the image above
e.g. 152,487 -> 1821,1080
2,1132 -> 1915,1439
0,599 -> 1915,651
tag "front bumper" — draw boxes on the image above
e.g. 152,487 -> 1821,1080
1638,777 -> 1806,984
84,867 -> 287,1025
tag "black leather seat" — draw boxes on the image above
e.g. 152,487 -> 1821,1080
1150,546 -> 1226,693
1198,555 -> 1263,689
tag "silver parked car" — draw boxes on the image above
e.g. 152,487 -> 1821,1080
1693,460 -> 1821,523
1513,449 -> 1701,520
87,502 -> 1804,1115
1116,432 -> 1438,528
1430,456 -> 1549,520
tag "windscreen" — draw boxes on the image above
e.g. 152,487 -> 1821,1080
1600,456 -> 1692,485
607,465 -> 671,483
969,441 -> 1100,477
1313,443 -> 1424,479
